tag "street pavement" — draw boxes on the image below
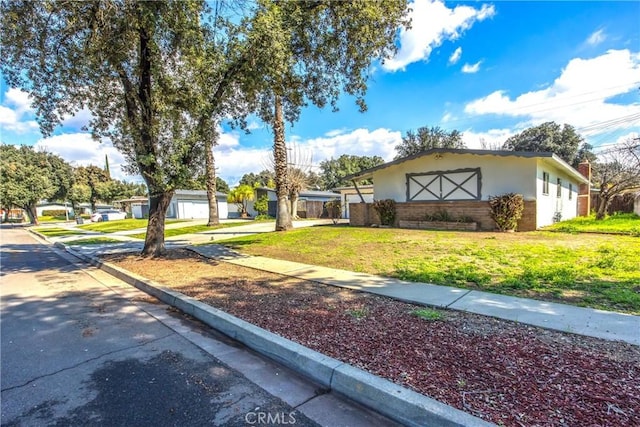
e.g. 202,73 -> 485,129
0,226 -> 399,427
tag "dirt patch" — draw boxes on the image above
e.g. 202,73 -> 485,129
103,249 -> 640,426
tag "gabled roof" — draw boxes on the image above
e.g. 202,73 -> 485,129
345,148 -> 590,184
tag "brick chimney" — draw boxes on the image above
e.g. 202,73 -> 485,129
577,160 -> 591,217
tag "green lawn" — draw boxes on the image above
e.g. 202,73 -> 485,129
221,226 -> 640,314
33,227 -> 86,237
78,218 -> 186,233
67,237 -> 124,245
128,219 -> 273,239
37,215 -> 73,223
543,213 -> 640,236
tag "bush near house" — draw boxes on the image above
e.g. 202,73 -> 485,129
41,209 -> 69,217
488,193 -> 524,231
373,199 -> 396,226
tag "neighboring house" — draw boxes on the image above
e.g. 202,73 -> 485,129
114,196 -> 149,219
239,187 -> 340,218
332,185 -> 374,219
346,149 -> 591,231
76,203 -> 113,215
165,190 -> 228,220
35,202 -> 74,217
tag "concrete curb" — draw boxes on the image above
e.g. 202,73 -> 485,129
52,241 -> 494,427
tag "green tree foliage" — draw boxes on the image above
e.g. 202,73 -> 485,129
67,183 -> 91,214
395,126 -> 465,159
240,170 -> 276,188
74,166 -> 110,211
215,177 -> 230,194
319,154 -> 385,189
228,185 -> 255,217
253,194 -> 270,217
592,138 -> 640,220
0,145 -> 72,224
242,0 -> 409,231
1,0 -> 213,256
502,122 -> 594,167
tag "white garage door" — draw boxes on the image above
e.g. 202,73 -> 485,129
178,201 -> 209,219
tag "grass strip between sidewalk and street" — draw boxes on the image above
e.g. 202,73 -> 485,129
128,219 -> 274,239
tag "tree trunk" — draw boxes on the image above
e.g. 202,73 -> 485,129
290,192 -> 299,219
273,96 -> 292,231
25,204 -> 38,225
205,137 -> 219,226
595,194 -> 610,220
141,190 -> 173,257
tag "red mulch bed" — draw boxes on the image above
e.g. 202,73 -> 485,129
104,250 -> 640,426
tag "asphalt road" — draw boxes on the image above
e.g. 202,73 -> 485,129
1,227 -> 395,427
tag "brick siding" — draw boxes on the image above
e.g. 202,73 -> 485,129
350,200 -> 537,231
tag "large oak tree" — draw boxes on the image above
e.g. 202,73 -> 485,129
1,0 -> 217,255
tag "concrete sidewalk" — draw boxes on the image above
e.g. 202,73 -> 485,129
36,219 -> 640,346
190,244 -> 640,347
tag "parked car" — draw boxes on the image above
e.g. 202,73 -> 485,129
90,210 -> 126,222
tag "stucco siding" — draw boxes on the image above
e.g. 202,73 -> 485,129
536,159 -> 579,228
372,153 -> 537,202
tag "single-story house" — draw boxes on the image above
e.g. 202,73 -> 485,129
346,149 -> 591,231
114,196 -> 149,219
237,187 -> 340,218
166,190 -> 228,220
332,185 -> 374,219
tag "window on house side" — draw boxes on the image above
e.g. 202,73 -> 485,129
569,183 -> 573,200
557,178 -> 562,198
542,172 -> 549,195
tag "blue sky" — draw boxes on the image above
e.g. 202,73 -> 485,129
1,0 -> 639,186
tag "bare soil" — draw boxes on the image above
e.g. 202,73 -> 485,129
103,249 -> 640,427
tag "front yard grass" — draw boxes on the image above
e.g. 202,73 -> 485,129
128,219 -> 274,239
78,218 -> 185,233
544,213 -> 640,236
32,227 -> 86,237
223,226 -> 640,314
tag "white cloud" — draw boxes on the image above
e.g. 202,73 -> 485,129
462,128 -> 515,149
215,128 -> 402,186
4,88 -> 33,114
464,49 -> 640,134
449,47 -> 462,65
461,60 -> 482,73
384,0 -> 495,72
1,88 -> 39,134
33,133 -> 131,181
217,129 -> 241,149
586,29 -> 606,46
61,108 -> 93,130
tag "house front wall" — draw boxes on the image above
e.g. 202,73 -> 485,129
535,159 -> 579,228
169,195 -> 228,219
372,153 -> 537,202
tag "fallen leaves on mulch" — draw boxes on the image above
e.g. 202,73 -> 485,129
104,249 -> 640,426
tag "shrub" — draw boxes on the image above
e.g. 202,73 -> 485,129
253,194 -> 269,216
373,199 -> 396,226
41,209 -> 68,217
488,193 -> 524,231
325,200 -> 341,224
425,209 -> 454,222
